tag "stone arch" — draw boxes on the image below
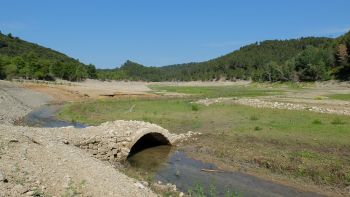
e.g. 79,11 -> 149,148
126,131 -> 171,158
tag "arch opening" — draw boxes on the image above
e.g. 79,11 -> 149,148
127,132 -> 171,158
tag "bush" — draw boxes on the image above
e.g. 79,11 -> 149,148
312,119 -> 322,124
191,104 -> 199,111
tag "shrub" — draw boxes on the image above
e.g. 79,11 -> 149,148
312,119 -> 322,124
254,126 -> 262,131
191,104 -> 199,111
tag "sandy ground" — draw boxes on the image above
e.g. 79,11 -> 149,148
20,79 -> 251,102
0,80 -> 52,125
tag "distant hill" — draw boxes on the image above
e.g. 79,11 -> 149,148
98,31 -> 350,82
0,32 -> 97,81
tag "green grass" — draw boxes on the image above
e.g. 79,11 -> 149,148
58,97 -> 350,189
328,93 -> 350,101
149,85 -> 283,98
59,98 -> 350,146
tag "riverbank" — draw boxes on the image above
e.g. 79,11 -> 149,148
0,80 -> 161,196
0,80 -> 52,125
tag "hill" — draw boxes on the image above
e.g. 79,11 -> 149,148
0,32 -> 97,81
98,31 -> 350,82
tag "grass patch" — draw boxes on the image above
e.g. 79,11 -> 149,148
331,118 -> 346,125
328,93 -> 350,101
250,115 -> 259,121
149,85 -> 283,98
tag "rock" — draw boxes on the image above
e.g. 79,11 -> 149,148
25,190 -> 35,196
179,192 -> 184,197
62,139 -> 69,144
134,182 -> 145,189
9,139 -> 19,143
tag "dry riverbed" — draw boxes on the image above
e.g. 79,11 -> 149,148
0,80 -> 162,197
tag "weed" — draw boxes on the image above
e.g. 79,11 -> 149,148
32,188 -> 46,197
331,118 -> 346,125
192,104 -> 199,111
250,115 -> 259,121
312,119 -> 322,124
188,183 -> 205,197
61,180 -> 86,197
254,126 -> 262,131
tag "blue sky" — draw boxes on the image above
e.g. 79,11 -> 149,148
1,0 -> 350,68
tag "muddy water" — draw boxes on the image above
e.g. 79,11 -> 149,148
128,146 -> 325,197
23,104 -> 86,128
24,104 -> 325,197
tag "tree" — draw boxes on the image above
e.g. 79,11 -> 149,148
7,33 -> 13,39
4,64 -> 17,79
86,64 -> 97,79
294,46 -> 331,81
336,44 -> 349,66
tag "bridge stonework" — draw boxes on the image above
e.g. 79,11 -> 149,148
67,120 -> 182,162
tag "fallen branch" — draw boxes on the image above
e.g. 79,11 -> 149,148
201,169 -> 225,173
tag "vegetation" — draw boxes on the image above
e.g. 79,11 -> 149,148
58,94 -> 350,190
328,93 -> 350,101
1,30 -> 349,82
98,31 -> 350,82
150,85 -> 283,98
0,32 -> 97,81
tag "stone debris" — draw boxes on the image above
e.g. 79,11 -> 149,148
195,97 -> 350,116
134,182 -> 146,189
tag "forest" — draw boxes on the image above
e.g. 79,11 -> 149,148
0,32 -> 97,81
98,31 -> 350,82
1,31 -> 349,82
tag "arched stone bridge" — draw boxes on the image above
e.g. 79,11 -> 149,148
62,120 -> 184,162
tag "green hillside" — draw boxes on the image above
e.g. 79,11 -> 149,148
98,31 -> 350,82
0,32 -> 97,81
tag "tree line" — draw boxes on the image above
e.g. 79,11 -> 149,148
1,30 -> 349,82
98,31 -> 350,82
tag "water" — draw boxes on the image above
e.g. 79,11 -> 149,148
128,146 -> 325,197
23,104 -> 86,128
24,104 -> 325,197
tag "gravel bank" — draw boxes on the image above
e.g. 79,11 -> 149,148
0,80 -> 52,125
195,97 -> 350,116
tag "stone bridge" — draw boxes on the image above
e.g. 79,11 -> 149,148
61,120 -> 184,162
